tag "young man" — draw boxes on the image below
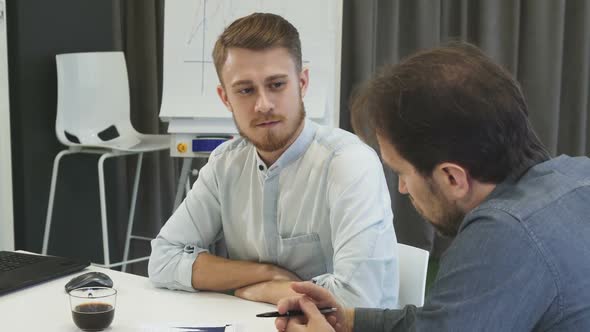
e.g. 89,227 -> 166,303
148,13 -> 399,308
275,42 -> 590,331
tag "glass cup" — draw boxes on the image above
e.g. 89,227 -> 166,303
69,287 -> 117,331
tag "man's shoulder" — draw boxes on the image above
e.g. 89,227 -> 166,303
311,124 -> 377,158
474,155 -> 590,222
303,125 -> 386,189
201,137 -> 255,178
209,136 -> 252,160
458,156 -> 590,270
457,157 -> 590,327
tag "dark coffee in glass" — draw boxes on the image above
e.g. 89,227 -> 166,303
69,287 -> 117,331
72,302 -> 114,331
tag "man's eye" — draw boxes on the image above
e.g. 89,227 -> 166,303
270,82 -> 285,89
238,87 -> 254,95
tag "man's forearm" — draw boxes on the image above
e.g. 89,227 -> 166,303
235,280 -> 300,304
191,252 -> 299,291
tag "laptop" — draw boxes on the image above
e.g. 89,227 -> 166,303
0,251 -> 89,296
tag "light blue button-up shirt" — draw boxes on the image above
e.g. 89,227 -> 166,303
149,119 -> 399,308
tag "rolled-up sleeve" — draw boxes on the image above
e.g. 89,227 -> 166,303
148,159 -> 222,291
313,145 -> 399,308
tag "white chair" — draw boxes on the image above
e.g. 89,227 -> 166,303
42,51 -> 169,271
397,243 -> 430,307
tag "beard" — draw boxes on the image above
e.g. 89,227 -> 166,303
411,181 -> 465,238
234,100 -> 306,153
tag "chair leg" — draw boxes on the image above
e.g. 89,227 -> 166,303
185,176 -> 191,196
97,153 -> 116,268
174,158 -> 193,210
122,153 -> 143,272
42,150 -> 78,255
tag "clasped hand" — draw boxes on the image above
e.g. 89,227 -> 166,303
234,266 -> 301,304
274,282 -> 350,332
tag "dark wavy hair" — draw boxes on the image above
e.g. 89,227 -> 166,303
351,42 -> 550,183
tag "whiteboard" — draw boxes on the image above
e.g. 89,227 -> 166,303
0,0 -> 14,250
159,0 -> 342,135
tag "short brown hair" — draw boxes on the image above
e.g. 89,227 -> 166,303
212,13 -> 302,83
351,42 -> 550,183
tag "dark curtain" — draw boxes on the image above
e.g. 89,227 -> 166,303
111,0 -> 177,275
341,0 -> 590,256
113,0 -> 590,270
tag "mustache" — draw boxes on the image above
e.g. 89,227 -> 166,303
250,114 -> 285,127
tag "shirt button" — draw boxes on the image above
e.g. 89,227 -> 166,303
258,165 -> 264,171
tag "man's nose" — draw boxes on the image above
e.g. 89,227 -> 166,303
255,90 -> 274,113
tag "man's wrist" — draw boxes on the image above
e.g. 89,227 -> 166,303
261,263 -> 280,281
265,264 -> 296,281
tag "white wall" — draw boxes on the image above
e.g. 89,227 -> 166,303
0,0 -> 15,250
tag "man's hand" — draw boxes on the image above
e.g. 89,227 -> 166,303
235,280 -> 299,304
233,265 -> 302,304
279,297 -> 337,332
275,282 -> 353,332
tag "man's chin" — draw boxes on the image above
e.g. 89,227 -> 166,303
254,144 -> 286,153
251,137 -> 290,153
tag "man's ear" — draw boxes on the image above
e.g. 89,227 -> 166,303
299,68 -> 310,98
432,162 -> 470,200
216,84 -> 232,112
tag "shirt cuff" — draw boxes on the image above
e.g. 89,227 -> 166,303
176,248 -> 209,291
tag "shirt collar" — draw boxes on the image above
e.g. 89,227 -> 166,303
457,174 -> 516,232
254,119 -> 317,174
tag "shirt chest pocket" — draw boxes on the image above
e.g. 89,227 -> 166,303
277,233 -> 327,281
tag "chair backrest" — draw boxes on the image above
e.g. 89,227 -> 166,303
55,51 -> 139,148
397,243 -> 430,307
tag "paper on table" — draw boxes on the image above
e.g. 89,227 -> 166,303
133,322 -> 240,332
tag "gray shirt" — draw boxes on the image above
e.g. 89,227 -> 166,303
355,155 -> 590,331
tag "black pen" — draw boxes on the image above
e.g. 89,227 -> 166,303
256,307 -> 337,318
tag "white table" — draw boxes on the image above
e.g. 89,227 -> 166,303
0,265 -> 277,331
